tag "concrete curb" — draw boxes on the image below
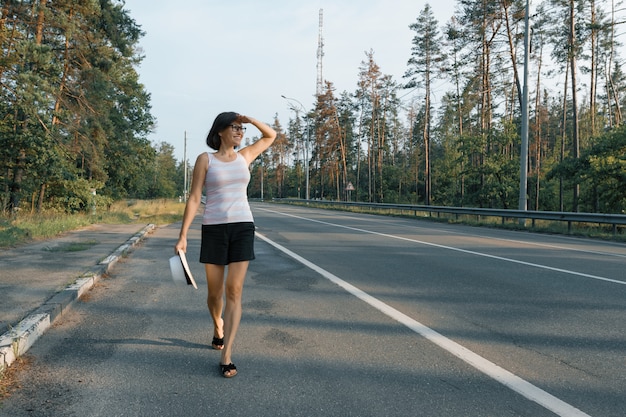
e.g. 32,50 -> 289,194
0,224 -> 156,373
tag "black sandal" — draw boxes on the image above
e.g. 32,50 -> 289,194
211,336 -> 224,350
220,363 -> 237,378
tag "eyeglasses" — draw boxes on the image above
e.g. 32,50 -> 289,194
229,125 -> 246,133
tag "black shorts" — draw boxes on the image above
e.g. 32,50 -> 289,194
200,222 -> 255,265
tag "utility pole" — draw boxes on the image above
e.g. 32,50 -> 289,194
183,131 -> 188,202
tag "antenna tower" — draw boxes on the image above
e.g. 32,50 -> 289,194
316,8 -> 324,97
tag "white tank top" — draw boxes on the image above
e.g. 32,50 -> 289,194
202,152 -> 253,225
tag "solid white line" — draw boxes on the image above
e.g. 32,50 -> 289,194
324,211 -> 626,259
258,208 -> 625,286
255,231 -> 592,417
437,228 -> 626,259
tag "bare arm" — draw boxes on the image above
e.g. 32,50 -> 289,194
237,115 -> 277,164
174,152 -> 208,254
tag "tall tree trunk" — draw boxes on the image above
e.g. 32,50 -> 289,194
534,42 -> 544,211
479,1 -> 496,202
560,62 -> 569,212
424,80 -> 431,205
378,97 -> 385,202
607,0 -> 622,126
356,105 -> 364,202
535,51 -> 542,210
368,113 -> 374,202
35,0 -> 46,44
569,0 -> 580,212
589,0 -> 597,135
452,34 -> 464,203
37,183 -> 46,212
35,0 -> 49,211
9,149 -> 25,212
502,0 -> 523,109
334,110 -> 348,201
407,104 -> 419,204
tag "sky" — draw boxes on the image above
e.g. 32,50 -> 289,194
122,0 -> 460,162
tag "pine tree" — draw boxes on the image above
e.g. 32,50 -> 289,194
405,4 -> 445,205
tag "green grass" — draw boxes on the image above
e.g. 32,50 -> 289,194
0,199 -> 185,249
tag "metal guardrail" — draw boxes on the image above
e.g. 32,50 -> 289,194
273,199 -> 626,234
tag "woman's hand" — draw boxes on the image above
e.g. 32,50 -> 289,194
174,236 -> 187,255
237,114 -> 252,124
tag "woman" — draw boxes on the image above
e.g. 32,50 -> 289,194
175,112 -> 276,378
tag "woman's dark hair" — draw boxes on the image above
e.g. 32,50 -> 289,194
206,111 -> 238,150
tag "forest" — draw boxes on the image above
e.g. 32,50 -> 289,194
1,0 -> 180,214
2,1 -> 626,215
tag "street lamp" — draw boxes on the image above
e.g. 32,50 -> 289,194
281,95 -> 310,200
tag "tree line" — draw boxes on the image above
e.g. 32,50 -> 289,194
0,0 -> 182,214
252,0 -> 626,214
2,1 -> 625,216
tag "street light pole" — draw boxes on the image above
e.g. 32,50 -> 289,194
183,131 -> 188,202
281,95 -> 310,200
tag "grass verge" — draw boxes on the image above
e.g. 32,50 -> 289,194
290,201 -> 626,243
0,199 -> 185,249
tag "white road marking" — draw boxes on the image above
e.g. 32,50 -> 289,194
259,208 -> 625,286
340,210 -> 626,259
425,227 -> 626,259
255,231 -> 592,417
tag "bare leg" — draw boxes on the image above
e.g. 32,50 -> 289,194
220,261 -> 249,374
204,264 -> 225,346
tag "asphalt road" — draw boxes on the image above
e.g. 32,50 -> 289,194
1,202 -> 624,417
